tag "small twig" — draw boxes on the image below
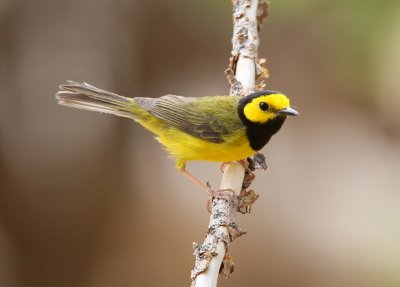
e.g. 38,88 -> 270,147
191,1 -> 269,286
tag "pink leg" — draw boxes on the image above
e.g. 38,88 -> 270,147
180,168 -> 235,199
180,168 -> 210,192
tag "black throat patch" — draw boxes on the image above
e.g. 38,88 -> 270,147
238,94 -> 286,151
243,117 -> 286,150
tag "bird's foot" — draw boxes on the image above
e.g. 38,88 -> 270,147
205,183 -> 235,200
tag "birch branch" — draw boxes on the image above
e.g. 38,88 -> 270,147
191,1 -> 269,286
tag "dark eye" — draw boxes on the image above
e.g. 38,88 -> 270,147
259,102 -> 269,111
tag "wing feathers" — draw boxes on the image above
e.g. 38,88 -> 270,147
57,82 -> 241,144
134,95 -> 235,143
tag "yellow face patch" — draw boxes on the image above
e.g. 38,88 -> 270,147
243,94 -> 290,124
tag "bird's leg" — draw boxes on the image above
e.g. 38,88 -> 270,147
180,168 -> 235,199
180,168 -> 210,192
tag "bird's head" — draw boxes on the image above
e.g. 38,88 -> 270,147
238,90 -> 299,125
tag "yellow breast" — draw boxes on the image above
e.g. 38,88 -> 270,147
156,127 -> 255,168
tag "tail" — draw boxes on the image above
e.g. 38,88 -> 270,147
55,81 -> 135,119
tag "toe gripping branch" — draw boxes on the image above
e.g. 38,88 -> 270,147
217,153 -> 267,279
207,153 -> 267,214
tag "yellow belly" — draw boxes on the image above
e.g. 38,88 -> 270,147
156,128 -> 255,169
133,105 -> 254,169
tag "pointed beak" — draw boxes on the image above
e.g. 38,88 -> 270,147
277,107 -> 300,116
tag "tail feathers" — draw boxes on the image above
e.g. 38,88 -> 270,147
56,81 -> 135,119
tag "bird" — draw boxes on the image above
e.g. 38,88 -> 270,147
56,81 -> 298,192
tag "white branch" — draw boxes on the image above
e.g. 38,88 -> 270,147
194,241 -> 225,287
191,1 -> 269,286
194,163 -> 245,287
235,0 -> 258,95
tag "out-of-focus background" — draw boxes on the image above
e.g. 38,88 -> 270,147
1,0 -> 400,286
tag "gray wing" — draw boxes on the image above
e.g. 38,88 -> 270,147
134,95 -> 231,143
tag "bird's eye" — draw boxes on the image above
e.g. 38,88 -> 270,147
259,102 -> 269,111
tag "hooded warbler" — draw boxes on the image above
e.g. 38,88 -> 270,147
56,81 -> 298,183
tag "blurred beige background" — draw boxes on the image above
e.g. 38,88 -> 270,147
1,0 -> 400,286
